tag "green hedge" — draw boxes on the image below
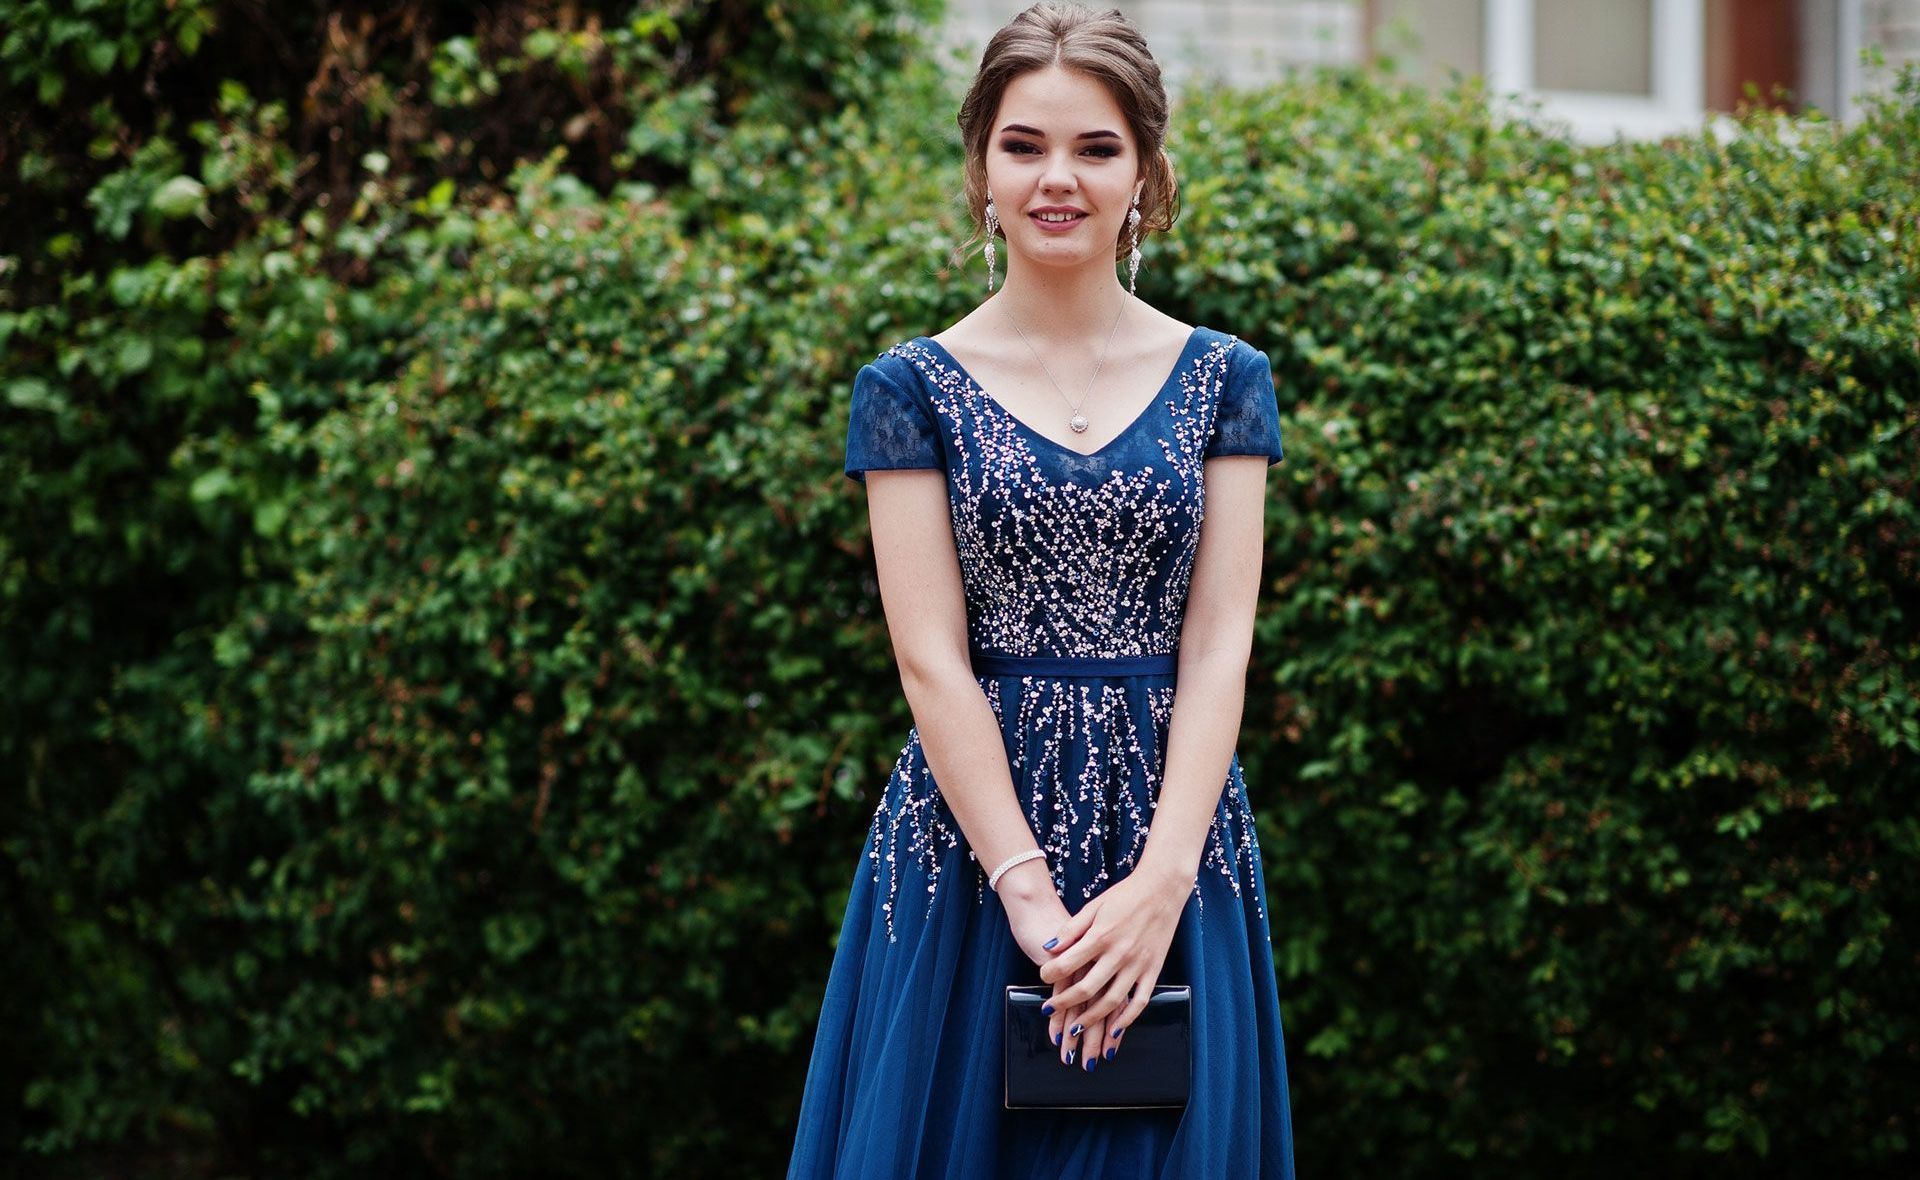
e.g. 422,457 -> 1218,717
4,4 -> 1918,1175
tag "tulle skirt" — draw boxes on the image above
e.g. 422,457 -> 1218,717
786,663 -> 1296,1179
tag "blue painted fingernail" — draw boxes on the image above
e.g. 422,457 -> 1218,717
1041,1004 -> 1054,1015
1053,1030 -> 1062,1045
1086,1054 -> 1097,1072
1043,937 -> 1058,950
1069,1023 -> 1083,1036
1066,1048 -> 1076,1065
1105,1046 -> 1115,1059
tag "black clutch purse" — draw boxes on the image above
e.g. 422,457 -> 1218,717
1004,984 -> 1191,1109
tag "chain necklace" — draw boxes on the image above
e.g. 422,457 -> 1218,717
996,294 -> 1130,435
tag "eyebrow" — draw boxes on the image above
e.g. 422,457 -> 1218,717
998,123 -> 1122,141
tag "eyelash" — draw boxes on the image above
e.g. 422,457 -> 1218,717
1002,142 -> 1120,158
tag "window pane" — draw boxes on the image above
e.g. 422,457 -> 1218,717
1535,0 -> 1653,95
1376,0 -> 1483,88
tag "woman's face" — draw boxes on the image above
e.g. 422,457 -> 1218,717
985,65 -> 1144,273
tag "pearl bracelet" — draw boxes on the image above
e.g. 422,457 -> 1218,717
970,847 -> 1048,892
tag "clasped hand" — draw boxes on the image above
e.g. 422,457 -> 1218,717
1001,860 -> 1189,1070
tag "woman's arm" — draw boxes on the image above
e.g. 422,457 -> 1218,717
1037,451 -> 1274,1066
1137,451 -> 1272,887
862,468 -> 1063,925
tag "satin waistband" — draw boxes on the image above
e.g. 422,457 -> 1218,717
968,647 -> 1179,679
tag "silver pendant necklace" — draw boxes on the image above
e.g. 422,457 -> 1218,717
997,294 -> 1130,434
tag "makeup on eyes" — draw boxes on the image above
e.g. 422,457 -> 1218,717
1000,140 -> 1121,156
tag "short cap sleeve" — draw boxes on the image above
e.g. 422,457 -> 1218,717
843,358 -> 946,483
1204,343 -> 1285,465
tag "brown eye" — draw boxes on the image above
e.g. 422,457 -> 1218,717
1000,142 -> 1120,158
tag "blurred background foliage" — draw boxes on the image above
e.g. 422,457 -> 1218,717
2,1 -> 1917,1176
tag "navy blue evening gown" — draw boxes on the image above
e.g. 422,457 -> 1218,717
787,325 -> 1296,1178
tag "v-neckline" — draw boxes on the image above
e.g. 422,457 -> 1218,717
914,325 -> 1206,461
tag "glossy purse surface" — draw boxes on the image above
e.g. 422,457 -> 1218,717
1004,984 -> 1191,1109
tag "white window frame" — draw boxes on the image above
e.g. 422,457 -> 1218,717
1483,0 -> 1706,142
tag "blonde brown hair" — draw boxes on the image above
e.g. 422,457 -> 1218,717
949,3 -> 1181,270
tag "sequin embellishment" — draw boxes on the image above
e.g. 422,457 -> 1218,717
852,330 -> 1276,943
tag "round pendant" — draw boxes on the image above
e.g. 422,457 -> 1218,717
1069,413 -> 1090,433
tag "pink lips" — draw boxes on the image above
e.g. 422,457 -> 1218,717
1029,212 -> 1087,232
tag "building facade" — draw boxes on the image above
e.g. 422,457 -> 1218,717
936,0 -> 1920,142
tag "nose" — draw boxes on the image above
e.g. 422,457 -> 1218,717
1039,148 -> 1078,195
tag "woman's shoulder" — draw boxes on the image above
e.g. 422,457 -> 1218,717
861,328 -> 982,400
1205,328 -> 1264,368
849,339 -> 941,409
1180,326 -> 1256,383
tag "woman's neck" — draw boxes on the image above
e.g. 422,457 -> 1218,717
985,261 -> 1134,346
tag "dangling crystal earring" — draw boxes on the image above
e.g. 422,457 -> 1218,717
1125,188 -> 1143,294
983,188 -> 1000,293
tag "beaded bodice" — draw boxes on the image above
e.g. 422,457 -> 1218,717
861,327 -> 1277,660
841,324 -> 1286,940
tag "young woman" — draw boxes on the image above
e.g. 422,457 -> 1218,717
788,4 -> 1296,1176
